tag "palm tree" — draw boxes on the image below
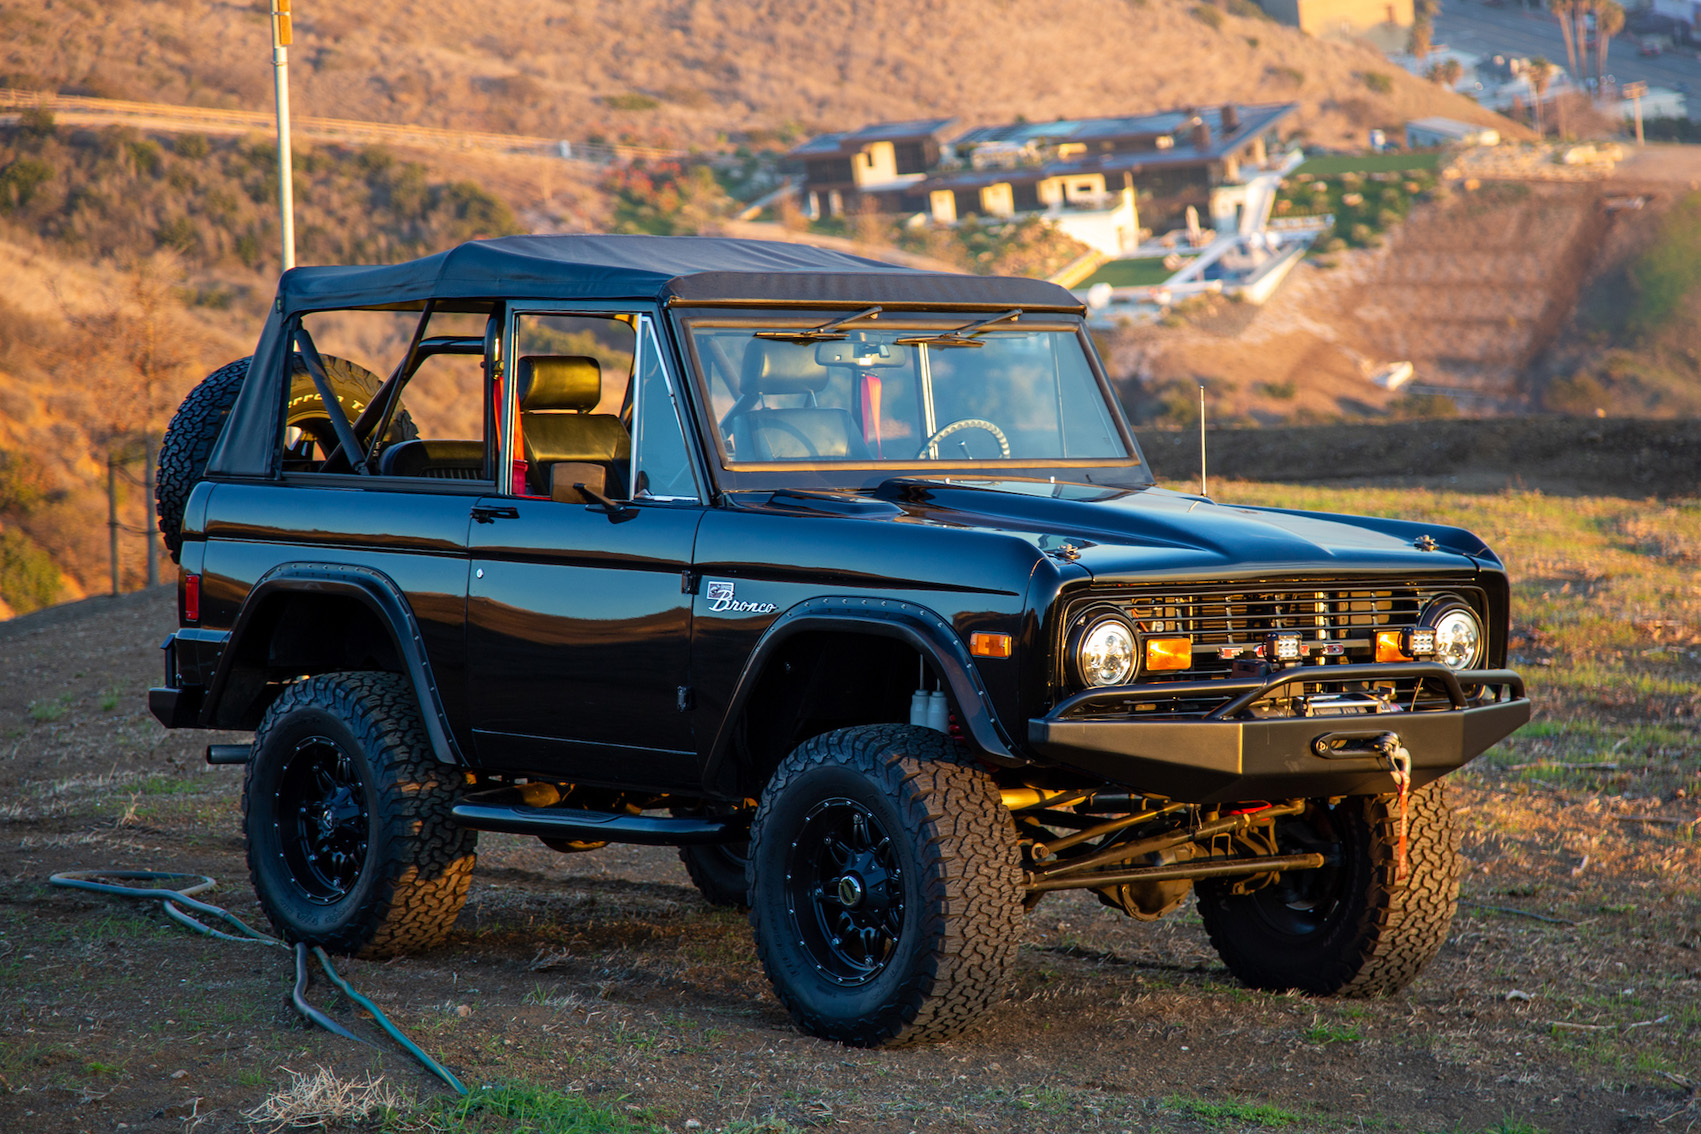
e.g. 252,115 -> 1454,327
1410,15 -> 1433,64
1551,0 -> 1581,81
1528,57 -> 1558,135
1594,0 -> 1625,94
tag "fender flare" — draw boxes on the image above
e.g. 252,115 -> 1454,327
200,562 -> 464,764
704,595 -> 1026,788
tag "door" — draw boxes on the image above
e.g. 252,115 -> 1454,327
467,312 -> 707,789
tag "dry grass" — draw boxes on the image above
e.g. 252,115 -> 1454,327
0,0 -> 1516,151
242,1067 -> 411,1132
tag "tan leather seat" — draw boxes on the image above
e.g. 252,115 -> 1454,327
516,355 -> 631,500
729,341 -> 868,461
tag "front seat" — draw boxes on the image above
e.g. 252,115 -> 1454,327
516,355 -> 631,502
729,341 -> 869,461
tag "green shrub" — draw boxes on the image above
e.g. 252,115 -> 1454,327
1191,3 -> 1225,28
0,157 -> 53,210
604,92 -> 660,111
0,528 -> 61,615
1362,71 -> 1394,94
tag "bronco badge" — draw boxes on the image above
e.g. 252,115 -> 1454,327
704,580 -> 778,615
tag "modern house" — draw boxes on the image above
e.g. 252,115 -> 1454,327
789,103 -> 1300,256
787,118 -> 955,221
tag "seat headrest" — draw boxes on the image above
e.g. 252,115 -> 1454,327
518,355 -> 601,412
740,340 -> 829,397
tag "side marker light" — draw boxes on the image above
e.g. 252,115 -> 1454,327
183,573 -> 201,624
969,632 -> 1013,658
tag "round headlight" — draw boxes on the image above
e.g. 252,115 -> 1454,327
1077,617 -> 1137,687
1428,604 -> 1483,671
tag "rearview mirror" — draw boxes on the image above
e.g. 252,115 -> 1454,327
815,340 -> 908,368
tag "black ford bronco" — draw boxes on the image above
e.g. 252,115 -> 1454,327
150,235 -> 1528,1047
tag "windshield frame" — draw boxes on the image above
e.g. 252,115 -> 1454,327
671,308 -> 1151,495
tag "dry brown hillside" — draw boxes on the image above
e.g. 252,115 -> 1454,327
1,0 -> 1518,149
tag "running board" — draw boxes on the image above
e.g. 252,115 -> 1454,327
451,790 -> 744,846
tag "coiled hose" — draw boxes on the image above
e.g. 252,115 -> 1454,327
48,869 -> 467,1096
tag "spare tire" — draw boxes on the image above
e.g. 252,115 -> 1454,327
155,355 -> 413,562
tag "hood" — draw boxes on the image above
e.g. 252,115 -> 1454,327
865,479 -> 1493,582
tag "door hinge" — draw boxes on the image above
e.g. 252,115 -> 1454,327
680,570 -> 698,595
676,685 -> 695,712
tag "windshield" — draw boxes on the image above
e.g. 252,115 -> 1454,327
684,319 -> 1133,472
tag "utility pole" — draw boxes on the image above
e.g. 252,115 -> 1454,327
270,0 -> 296,271
107,453 -> 120,597
1622,81 -> 1647,146
143,439 -> 158,587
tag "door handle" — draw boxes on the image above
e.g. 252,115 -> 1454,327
471,505 -> 520,524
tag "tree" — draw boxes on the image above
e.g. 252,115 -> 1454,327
1409,15 -> 1434,63
1550,0 -> 1581,82
55,254 -> 194,591
1528,57 -> 1558,136
1427,58 -> 1464,86
1593,0 -> 1625,94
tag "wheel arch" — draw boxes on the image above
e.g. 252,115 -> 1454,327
703,596 -> 1024,797
202,563 -> 463,764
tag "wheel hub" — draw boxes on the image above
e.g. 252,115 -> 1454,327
784,797 -> 905,986
276,737 -> 369,905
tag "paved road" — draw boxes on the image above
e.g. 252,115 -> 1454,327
1435,1 -> 1701,93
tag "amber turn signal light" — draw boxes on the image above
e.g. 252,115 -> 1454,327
1374,630 -> 1407,663
1145,636 -> 1192,671
969,632 -> 1013,658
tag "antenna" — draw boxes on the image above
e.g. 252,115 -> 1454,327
1198,384 -> 1208,498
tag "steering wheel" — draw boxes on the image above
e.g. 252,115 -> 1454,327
915,418 -> 1011,460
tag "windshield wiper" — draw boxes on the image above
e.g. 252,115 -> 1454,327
894,308 -> 1022,349
753,306 -> 882,343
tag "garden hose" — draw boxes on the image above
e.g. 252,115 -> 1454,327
47,869 -> 468,1096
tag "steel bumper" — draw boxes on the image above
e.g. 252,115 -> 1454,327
1027,665 -> 1531,803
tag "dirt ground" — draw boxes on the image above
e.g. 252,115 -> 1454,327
0,588 -> 1696,1134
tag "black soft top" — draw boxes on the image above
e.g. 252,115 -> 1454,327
274,234 -> 1082,313
206,235 -> 1082,478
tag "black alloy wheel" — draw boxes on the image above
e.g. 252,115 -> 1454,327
785,797 -> 905,985
1196,781 -> 1462,997
747,725 -> 1024,1047
245,672 -> 477,958
274,736 -> 371,903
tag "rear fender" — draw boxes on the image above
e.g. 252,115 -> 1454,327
201,563 -> 463,764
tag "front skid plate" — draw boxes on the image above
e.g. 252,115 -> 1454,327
1027,698 -> 1531,804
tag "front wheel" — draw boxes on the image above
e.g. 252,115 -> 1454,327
1196,780 -> 1461,997
747,725 -> 1024,1047
244,672 -> 476,957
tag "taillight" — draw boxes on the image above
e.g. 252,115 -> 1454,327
183,573 -> 201,623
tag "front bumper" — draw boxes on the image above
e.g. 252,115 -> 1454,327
1027,664 -> 1530,803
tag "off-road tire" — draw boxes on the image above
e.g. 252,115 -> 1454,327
679,842 -> 751,909
1196,780 -> 1460,997
156,355 -> 412,562
156,357 -> 251,562
244,671 -> 475,958
747,725 -> 1024,1047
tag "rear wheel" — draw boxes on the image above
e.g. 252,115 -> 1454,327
1196,780 -> 1460,996
747,725 -> 1024,1047
244,671 -> 475,957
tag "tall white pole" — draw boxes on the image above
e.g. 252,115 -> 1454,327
1198,384 -> 1208,498
271,1 -> 295,271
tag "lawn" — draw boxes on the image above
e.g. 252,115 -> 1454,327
1293,151 -> 1444,176
1077,256 -> 1177,289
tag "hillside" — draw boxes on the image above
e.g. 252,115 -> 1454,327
1,0 -> 1517,150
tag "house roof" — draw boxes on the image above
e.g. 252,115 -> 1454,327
789,118 -> 955,157
895,103 -> 1299,194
